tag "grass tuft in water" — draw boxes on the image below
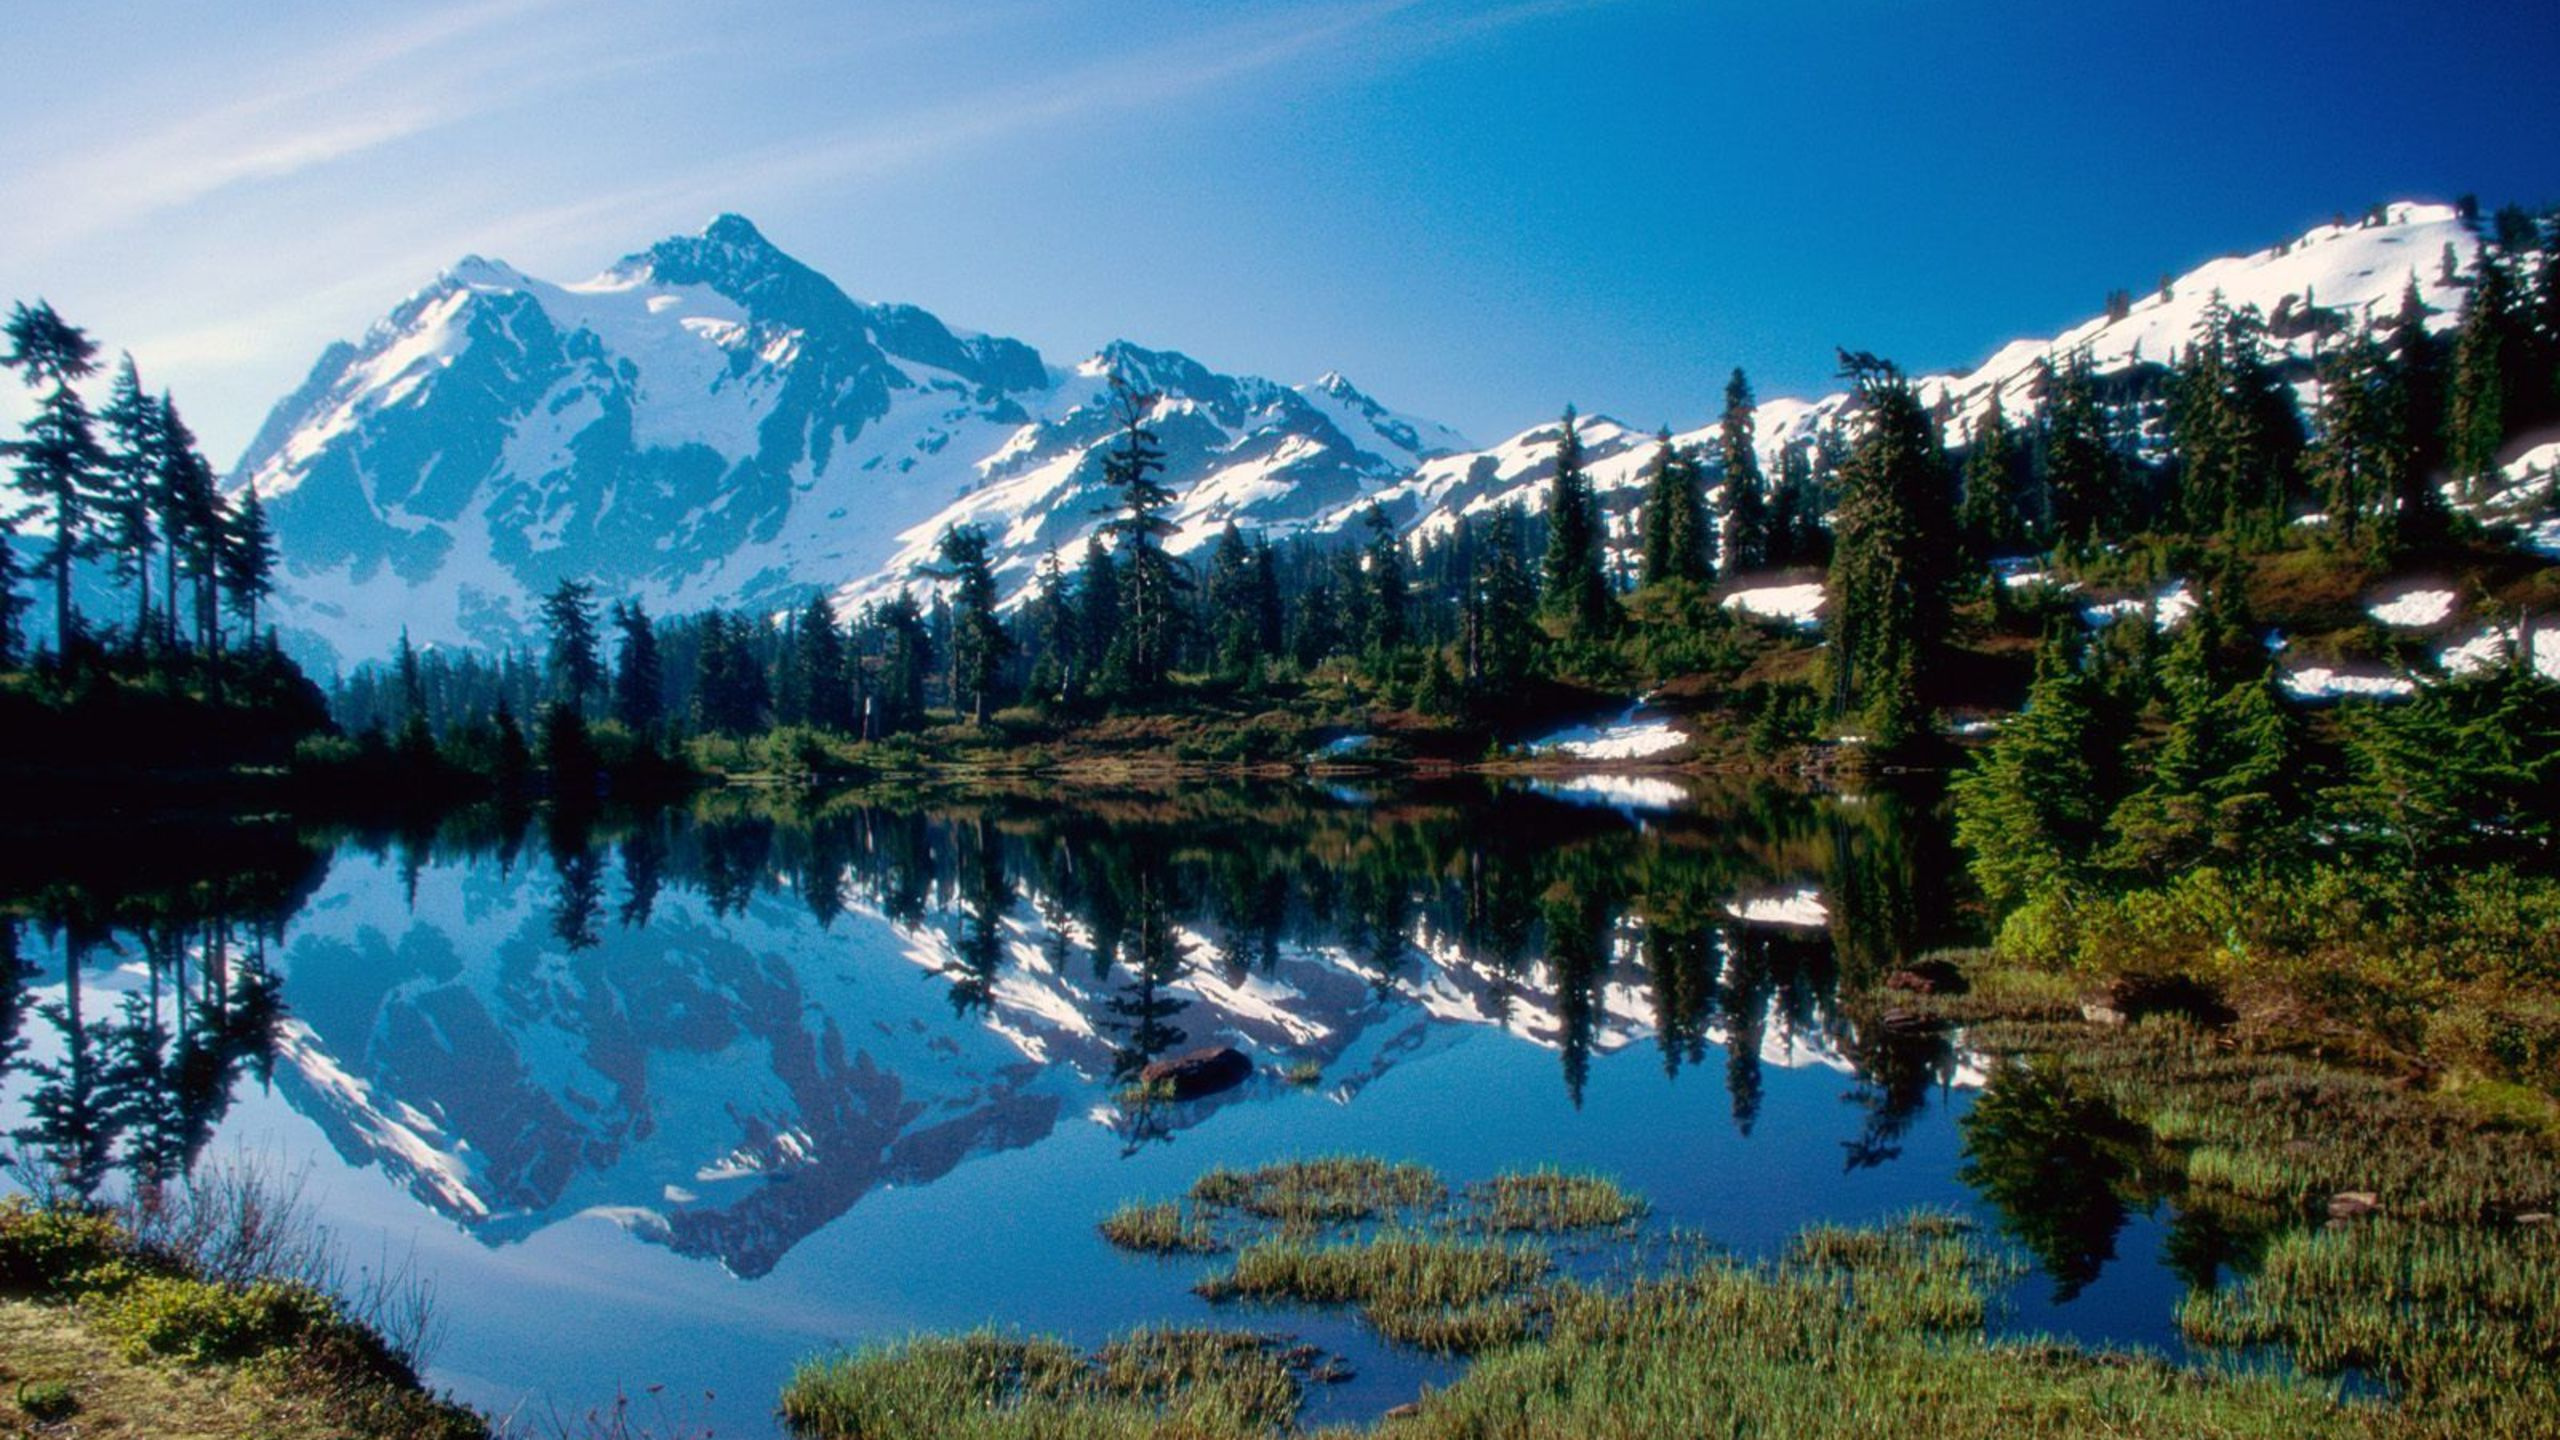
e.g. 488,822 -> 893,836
779,1326 -> 1305,1440
1189,1156 -> 1448,1227
1196,1232 -> 1551,1354
1097,1201 -> 1223,1255
1461,1168 -> 1645,1233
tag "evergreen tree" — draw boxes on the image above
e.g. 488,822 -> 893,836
874,589 -> 933,734
2,301 -> 108,653
610,600 -> 665,733
1249,532 -> 1285,664
1097,377 -> 1185,694
2105,615 -> 2297,881
1074,534 -> 1121,695
1717,368 -> 1768,573
1951,630 -> 2105,915
1539,406 -> 1613,636
938,524 -> 1011,723
2308,329 -> 2408,557
1361,503 -> 1408,654
1472,505 -> 1538,692
1956,394 -> 2030,569
1637,430 -> 1711,587
0,511 -> 27,667
2446,253 -> 2521,498
1773,438 -> 1830,566
1824,353 -> 1955,749
540,578 -> 603,714
1203,521 -> 1259,676
794,591 -> 855,732
148,395 -> 219,654
692,612 -> 769,736
99,355 -> 161,638
2038,351 -> 2122,550
1022,550 -> 1076,703
218,487 -> 277,638
2384,281 -> 2450,543
2167,294 -> 2303,542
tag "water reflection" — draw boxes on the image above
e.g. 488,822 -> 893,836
1,780 -> 1980,1284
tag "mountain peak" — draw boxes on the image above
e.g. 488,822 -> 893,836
701,212 -> 775,251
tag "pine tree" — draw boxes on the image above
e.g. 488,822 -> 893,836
1637,430 -> 1710,587
1717,369 -> 1768,573
1249,532 -> 1285,664
2384,282 -> 2451,544
1823,352 -> 1955,749
2446,253 -> 2520,498
1203,521 -> 1259,676
99,355 -> 161,639
875,589 -> 933,734
218,487 -> 277,640
1951,630 -> 2104,915
794,591 -> 855,731
0,510 -> 28,667
148,395 -> 219,653
2038,351 -> 2122,550
938,524 -> 1011,723
610,600 -> 665,734
1361,502 -> 1408,655
1074,534 -> 1120,696
2308,330 -> 2407,557
692,612 -> 769,736
1469,505 -> 1537,692
2,301 -> 108,654
1022,550 -> 1075,703
1539,406 -> 1613,636
1097,377 -> 1185,695
539,578 -> 602,714
1956,394 -> 2029,570
2167,293 -> 2303,542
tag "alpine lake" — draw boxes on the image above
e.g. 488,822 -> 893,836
0,775 -> 2211,1435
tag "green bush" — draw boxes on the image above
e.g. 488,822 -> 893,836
95,1274 -> 339,1364
0,1200 -> 141,1298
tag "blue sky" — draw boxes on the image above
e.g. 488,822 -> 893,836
3,0 -> 2555,461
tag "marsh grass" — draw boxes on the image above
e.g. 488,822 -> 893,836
782,1210 -> 2366,1440
779,1327 -> 1307,1440
1197,1232 -> 1552,1353
1459,1168 -> 1644,1233
1097,1201 -> 1223,1255
2178,1218 -> 2560,1434
1915,948 -> 2560,1439
1190,1157 -> 1448,1227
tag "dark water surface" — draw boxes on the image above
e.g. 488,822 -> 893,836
0,778 -> 2203,1434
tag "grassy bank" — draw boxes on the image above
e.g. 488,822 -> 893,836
0,1195 -> 483,1440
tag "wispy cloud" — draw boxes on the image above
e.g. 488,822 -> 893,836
0,0 -> 613,262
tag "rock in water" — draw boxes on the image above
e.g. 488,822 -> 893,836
1140,1046 -> 1253,1100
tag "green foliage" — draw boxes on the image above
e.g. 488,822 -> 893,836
95,1273 -> 340,1365
12,1378 -> 78,1422
1538,407 -> 1615,638
1637,432 -> 1711,587
1824,354 -> 1957,750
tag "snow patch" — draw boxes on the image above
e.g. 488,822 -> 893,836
1723,581 -> 1826,626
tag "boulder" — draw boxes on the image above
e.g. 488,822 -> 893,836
1139,1045 -> 1253,1100
1885,958 -> 1970,997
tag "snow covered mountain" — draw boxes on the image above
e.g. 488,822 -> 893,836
234,216 -> 1462,666
239,200 -> 2493,656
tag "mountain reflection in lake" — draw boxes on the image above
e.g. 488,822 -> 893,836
0,779 -> 2192,1434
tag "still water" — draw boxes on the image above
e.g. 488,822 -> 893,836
0,778 -> 2201,1433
